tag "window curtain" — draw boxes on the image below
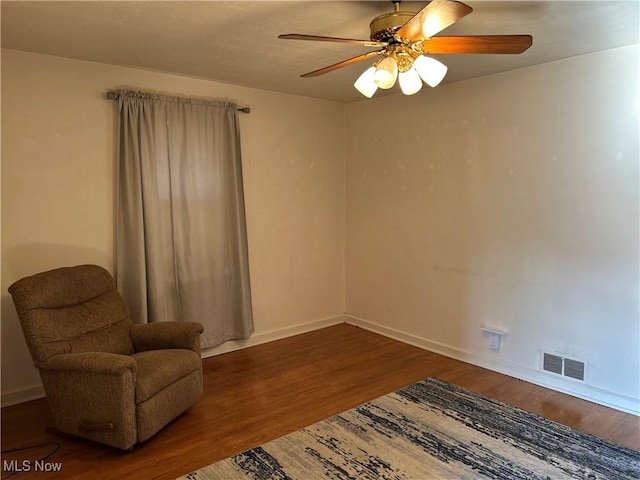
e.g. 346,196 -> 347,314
112,90 -> 253,349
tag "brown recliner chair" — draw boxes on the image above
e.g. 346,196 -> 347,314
8,264 -> 204,450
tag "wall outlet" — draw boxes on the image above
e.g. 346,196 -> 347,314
481,325 -> 507,351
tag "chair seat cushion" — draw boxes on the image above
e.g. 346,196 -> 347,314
132,349 -> 202,404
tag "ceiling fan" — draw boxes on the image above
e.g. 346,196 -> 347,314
279,0 -> 533,97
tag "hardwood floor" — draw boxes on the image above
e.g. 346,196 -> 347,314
2,323 -> 638,479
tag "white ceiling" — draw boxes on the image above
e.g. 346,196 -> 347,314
1,1 -> 638,103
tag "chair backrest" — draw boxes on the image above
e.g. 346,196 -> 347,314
8,265 -> 134,365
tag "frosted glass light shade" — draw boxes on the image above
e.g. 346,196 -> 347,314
374,57 -> 398,89
354,66 -> 378,98
413,55 -> 448,87
398,68 -> 423,95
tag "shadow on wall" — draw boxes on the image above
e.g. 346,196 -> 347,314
1,244 -> 111,401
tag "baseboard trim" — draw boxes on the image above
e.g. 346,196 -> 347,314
346,314 -> 640,416
201,315 -> 346,359
1,384 -> 46,408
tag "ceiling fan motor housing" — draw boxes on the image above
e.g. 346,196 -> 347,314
370,11 -> 416,43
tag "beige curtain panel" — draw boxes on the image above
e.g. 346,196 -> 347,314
111,90 -> 254,349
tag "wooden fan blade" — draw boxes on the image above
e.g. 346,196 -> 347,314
422,35 -> 533,54
279,34 -> 387,47
301,50 -> 384,77
397,0 -> 473,41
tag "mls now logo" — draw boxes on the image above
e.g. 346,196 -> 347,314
3,459 -> 63,472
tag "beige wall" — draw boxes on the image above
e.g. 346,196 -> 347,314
345,45 -> 639,413
1,50 -> 346,403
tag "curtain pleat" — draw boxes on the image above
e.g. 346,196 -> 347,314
114,90 -> 254,348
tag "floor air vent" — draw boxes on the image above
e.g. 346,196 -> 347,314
542,352 -> 585,381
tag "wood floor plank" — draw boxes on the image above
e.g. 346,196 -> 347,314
1,324 -> 638,480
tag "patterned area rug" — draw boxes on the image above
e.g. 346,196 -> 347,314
179,378 -> 640,480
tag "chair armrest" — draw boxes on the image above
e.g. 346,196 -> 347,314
36,352 -> 138,449
39,352 -> 136,376
130,322 -> 203,354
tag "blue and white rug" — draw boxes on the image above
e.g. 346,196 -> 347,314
179,378 -> 640,479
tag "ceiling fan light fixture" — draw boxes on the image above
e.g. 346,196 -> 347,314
413,55 -> 448,87
280,0 -> 533,98
398,67 -> 423,95
374,56 -> 398,89
354,66 -> 379,98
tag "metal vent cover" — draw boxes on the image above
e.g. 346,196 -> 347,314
564,358 -> 585,381
542,351 -> 585,382
543,353 -> 563,375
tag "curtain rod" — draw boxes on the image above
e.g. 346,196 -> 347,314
105,91 -> 250,113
